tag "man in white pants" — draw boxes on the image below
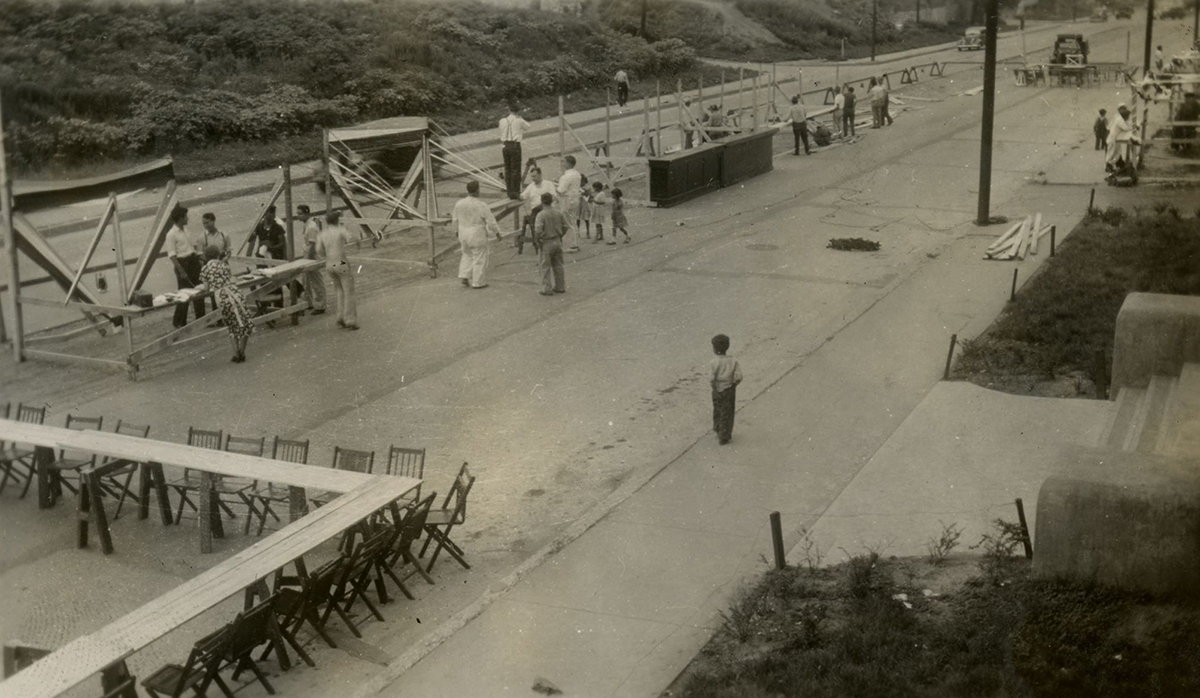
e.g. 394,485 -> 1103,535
555,155 -> 582,253
453,180 -> 502,289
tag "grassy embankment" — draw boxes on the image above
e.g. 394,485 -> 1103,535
674,522 -> 1200,697
0,0 -> 725,182
953,206 -> 1200,398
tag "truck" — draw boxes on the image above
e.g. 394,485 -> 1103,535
1114,5 -> 1133,18
1051,34 -> 1089,64
957,26 -> 985,51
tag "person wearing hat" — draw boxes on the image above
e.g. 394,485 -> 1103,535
298,204 -> 326,315
1106,103 -> 1134,171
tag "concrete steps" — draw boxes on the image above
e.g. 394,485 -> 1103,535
1157,363 -> 1200,458
1101,374 -> 1181,453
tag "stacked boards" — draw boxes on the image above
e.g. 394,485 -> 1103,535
985,214 -> 1053,261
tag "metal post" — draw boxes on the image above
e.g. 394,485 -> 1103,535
558,95 -> 565,159
655,80 -> 662,154
1014,498 -> 1034,559
871,0 -> 878,62
1010,268 -> 1019,302
943,333 -> 958,380
1088,187 -> 1095,211
769,511 -> 786,570
0,88 -> 22,361
976,0 -> 999,225
677,78 -> 685,148
1143,0 -> 1155,76
322,129 -> 332,214
1050,225 -> 1057,256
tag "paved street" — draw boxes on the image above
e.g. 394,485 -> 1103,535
1,14 -> 1188,698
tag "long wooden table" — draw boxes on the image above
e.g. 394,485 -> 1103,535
0,420 -> 389,554
0,477 -> 419,698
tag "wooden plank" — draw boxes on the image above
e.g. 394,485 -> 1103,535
23,348 -> 128,371
65,195 -> 117,305
0,479 -> 415,698
127,183 -> 177,302
986,222 -> 1023,255
18,295 -> 137,316
1015,216 -> 1032,260
1029,213 -> 1042,255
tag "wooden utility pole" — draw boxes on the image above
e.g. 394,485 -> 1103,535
1143,0 -> 1155,75
0,88 -> 22,360
976,0 -> 999,225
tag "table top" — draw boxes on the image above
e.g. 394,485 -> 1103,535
0,477 -> 418,698
0,420 -> 374,493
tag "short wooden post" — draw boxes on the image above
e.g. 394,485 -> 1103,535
605,88 -> 612,149
1010,268 -> 1019,302
1088,187 -> 1095,212
677,78 -> 685,148
642,95 -> 652,156
698,73 -> 705,116
655,80 -> 662,153
770,511 -> 786,570
739,67 -> 745,115
943,333 -> 958,380
1050,225 -> 1057,257
719,69 -> 726,109
1014,498 -> 1034,559
752,73 -> 760,130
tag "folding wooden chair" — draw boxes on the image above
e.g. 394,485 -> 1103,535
385,493 -> 437,599
310,446 -> 374,508
169,427 -> 232,525
265,556 -> 352,652
420,462 -> 476,572
99,675 -> 137,698
331,528 -> 394,624
219,434 -> 262,522
244,437 -> 310,536
0,403 -> 47,496
95,420 -> 151,520
223,597 -> 290,693
142,622 -> 235,698
43,414 -> 104,505
385,445 -> 426,502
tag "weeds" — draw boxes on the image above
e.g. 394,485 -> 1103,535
718,584 -> 765,643
843,550 -> 893,599
970,519 -> 1026,585
794,527 -> 827,572
925,520 -> 963,566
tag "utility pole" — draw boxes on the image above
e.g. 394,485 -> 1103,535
1143,0 -> 1155,75
640,0 -> 648,38
976,0 -> 999,225
871,0 -> 878,62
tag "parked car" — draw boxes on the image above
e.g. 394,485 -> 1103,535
1114,6 -> 1132,18
957,26 -> 985,51
1051,34 -> 1089,64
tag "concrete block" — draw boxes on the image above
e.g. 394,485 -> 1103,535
1111,293 -> 1200,398
1033,447 -> 1200,598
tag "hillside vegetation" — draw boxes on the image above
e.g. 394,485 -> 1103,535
0,0 -> 703,177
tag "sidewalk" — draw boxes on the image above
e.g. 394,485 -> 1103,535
361,70 -> 1123,698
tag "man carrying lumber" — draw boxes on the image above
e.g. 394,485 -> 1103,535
498,103 -> 532,200
452,180 -> 502,289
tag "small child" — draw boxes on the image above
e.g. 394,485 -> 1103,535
710,334 -> 743,445
611,188 -> 630,243
1094,109 -> 1109,151
589,181 -> 610,244
578,173 -> 592,238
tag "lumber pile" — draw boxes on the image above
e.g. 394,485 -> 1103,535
985,214 -> 1052,261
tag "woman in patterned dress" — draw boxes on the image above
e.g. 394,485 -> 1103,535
198,246 -> 253,363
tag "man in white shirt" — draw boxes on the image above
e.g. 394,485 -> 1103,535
452,180 -> 502,289
1106,103 -> 1135,170
518,166 -> 557,254
317,211 -> 358,330
164,205 -> 206,328
555,155 -> 582,253
788,96 -> 809,156
615,69 -> 630,107
832,89 -> 845,137
498,103 -> 531,201
298,205 -> 326,315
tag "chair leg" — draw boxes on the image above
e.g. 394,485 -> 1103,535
404,550 -> 436,585
240,494 -> 257,536
306,609 -> 339,648
19,463 -> 37,500
245,659 -> 276,695
112,469 -> 138,520
320,599 -> 362,639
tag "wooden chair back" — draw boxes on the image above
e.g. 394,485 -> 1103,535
14,403 -> 47,425
100,420 -> 150,468
99,676 -> 136,698
184,427 -> 224,482
59,414 -> 104,465
165,624 -> 230,697
332,446 -> 375,475
385,446 -> 425,479
439,462 -> 475,526
225,598 -> 276,660
271,437 -> 310,464
397,493 -> 435,553
224,435 -> 265,457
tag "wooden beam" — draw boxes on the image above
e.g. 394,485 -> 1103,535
65,194 -> 117,306
127,182 -> 177,302
237,175 -> 286,256
23,348 -> 128,372
0,86 -> 20,359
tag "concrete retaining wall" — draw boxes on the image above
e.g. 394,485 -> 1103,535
1111,292 -> 1200,399
1033,447 -> 1200,597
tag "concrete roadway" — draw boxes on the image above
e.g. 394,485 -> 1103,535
0,17 -> 1171,697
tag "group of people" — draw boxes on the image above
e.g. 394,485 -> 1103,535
1097,103 -> 1137,173
163,201 -> 360,363
454,153 -> 630,297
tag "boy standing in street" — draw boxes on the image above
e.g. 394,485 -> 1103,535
1093,109 -> 1109,150
710,334 -> 743,446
